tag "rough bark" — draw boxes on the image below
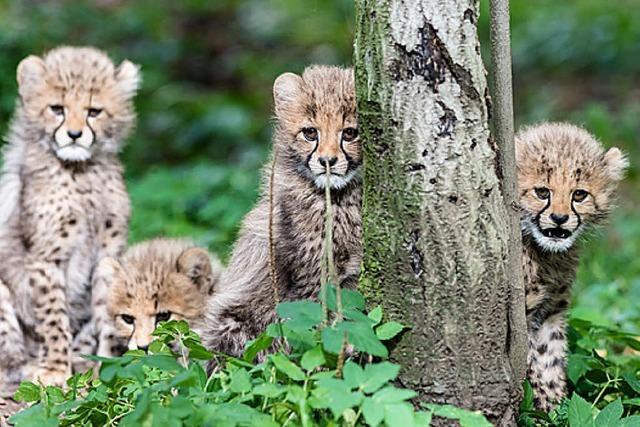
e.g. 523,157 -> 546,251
488,0 -> 528,385
354,0 -> 524,424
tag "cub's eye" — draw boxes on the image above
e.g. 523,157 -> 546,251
342,127 -> 358,142
121,314 -> 134,325
87,108 -> 102,118
302,127 -> 318,142
534,187 -> 550,200
572,189 -> 588,202
156,311 -> 171,323
50,105 -> 64,116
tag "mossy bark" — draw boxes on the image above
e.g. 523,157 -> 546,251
355,0 -> 524,424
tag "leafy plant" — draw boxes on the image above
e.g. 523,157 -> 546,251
9,289 -> 490,427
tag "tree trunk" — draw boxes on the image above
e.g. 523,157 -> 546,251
354,0 -> 525,424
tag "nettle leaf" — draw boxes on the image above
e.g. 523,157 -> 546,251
384,402 -> 415,427
362,396 -> 384,427
267,322 -> 316,351
623,372 -> 640,393
325,286 -> 366,312
312,378 -> 364,418
567,353 -> 596,384
271,353 -> 305,381
568,393 -> 596,427
620,416 -> 640,426
229,368 -> 252,394
343,361 -> 366,390
372,386 -> 417,403
362,362 -> 401,393
595,398 -> 623,427
340,321 -> 388,357
426,404 -> 492,427
321,326 -> 344,354
368,306 -> 383,325
276,300 -> 323,330
143,354 -> 183,372
13,382 -> 41,403
243,333 -> 274,363
301,345 -> 325,371
253,383 -> 286,398
8,403 -> 58,427
375,321 -> 406,340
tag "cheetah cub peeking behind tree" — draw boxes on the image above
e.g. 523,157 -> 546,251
72,238 -> 221,370
0,46 -> 139,390
202,65 -> 362,359
516,122 -> 628,411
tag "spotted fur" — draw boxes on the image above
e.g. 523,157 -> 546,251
202,66 -> 362,360
0,46 -> 138,390
516,122 -> 628,410
71,238 -> 221,371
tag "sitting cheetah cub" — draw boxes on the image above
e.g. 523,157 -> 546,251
72,238 -> 221,368
0,46 -> 139,389
516,122 -> 628,410
202,66 -> 362,359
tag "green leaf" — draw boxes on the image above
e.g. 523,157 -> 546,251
375,321 -> 406,340
568,393 -> 595,427
229,368 -> 252,394
325,286 -> 366,311
340,321 -> 388,357
13,382 -> 41,403
301,345 -> 325,371
372,386 -> 417,403
520,380 -> 534,412
361,362 -> 401,393
343,361 -> 366,389
426,404 -> 492,427
368,305 -> 383,325
312,378 -> 364,418
321,326 -> 344,354
253,383 -> 285,398
243,333 -> 274,363
623,372 -> 640,393
362,397 -> 384,427
276,301 -> 322,330
271,353 -> 305,381
384,403 -> 415,427
619,416 -> 640,426
143,354 -> 183,372
595,399 -> 623,427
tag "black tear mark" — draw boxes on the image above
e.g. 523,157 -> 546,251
391,23 -> 481,102
436,101 -> 457,137
463,8 -> 475,24
407,163 -> 426,172
407,229 -> 424,279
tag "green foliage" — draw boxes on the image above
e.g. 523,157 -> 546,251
10,291 -> 490,427
518,318 -> 640,427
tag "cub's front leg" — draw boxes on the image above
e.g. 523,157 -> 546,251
25,261 -> 72,386
527,313 -> 567,411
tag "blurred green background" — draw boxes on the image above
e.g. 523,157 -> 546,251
0,0 -> 637,333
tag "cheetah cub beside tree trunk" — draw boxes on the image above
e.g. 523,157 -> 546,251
202,65 -> 361,360
71,238 -> 221,370
0,46 -> 139,390
516,122 -> 628,411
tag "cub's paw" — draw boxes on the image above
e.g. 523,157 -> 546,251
26,365 -> 71,388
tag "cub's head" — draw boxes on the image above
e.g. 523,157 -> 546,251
273,65 -> 360,190
516,122 -> 628,252
97,240 -> 218,353
16,46 -> 140,162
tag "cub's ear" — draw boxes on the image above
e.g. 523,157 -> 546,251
273,72 -> 302,115
17,55 -> 46,99
177,247 -> 213,291
94,256 -> 126,284
115,60 -> 141,97
603,147 -> 629,181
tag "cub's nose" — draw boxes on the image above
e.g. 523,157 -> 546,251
318,156 -> 337,168
67,130 -> 82,140
550,213 -> 569,225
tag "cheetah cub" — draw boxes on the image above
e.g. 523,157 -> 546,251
202,66 -> 362,359
72,239 -> 221,367
516,122 -> 628,411
0,46 -> 139,390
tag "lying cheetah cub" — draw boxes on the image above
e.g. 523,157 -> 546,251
72,238 -> 221,367
203,66 -> 361,359
516,122 -> 628,410
0,46 -> 139,390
